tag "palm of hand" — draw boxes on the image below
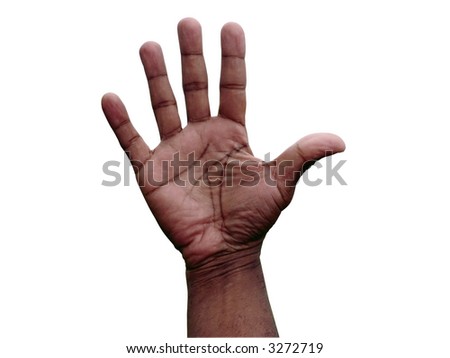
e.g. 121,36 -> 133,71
102,19 -> 344,269
141,117 -> 286,268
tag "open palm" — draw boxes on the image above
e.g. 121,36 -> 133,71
102,18 -> 345,269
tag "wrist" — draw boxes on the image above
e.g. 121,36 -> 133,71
185,242 -> 262,287
185,243 -> 278,337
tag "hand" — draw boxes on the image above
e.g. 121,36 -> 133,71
102,17 -> 345,337
101,18 -> 345,270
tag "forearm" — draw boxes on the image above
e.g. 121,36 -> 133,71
186,246 -> 278,337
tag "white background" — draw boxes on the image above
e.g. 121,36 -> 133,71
1,0 -> 449,357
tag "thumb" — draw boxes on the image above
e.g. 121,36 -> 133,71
275,133 -> 345,187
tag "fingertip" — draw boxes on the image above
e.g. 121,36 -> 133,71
139,41 -> 167,78
101,92 -> 118,112
221,21 -> 244,36
178,17 -> 201,33
139,41 -> 162,59
102,91 -> 117,102
325,133 -> 346,153
101,93 -> 129,128
300,133 -> 345,154
221,22 -> 245,56
335,136 -> 346,153
178,18 -> 203,53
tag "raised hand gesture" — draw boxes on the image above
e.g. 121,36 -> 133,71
102,18 -> 344,337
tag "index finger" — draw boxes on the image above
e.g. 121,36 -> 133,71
218,22 -> 246,126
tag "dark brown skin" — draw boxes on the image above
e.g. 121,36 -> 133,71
101,18 -> 345,337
